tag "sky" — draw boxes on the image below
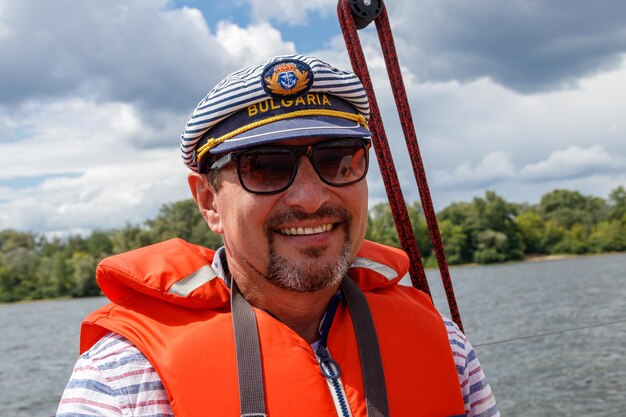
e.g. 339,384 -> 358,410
1,0 -> 625,236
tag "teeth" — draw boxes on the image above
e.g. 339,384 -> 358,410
280,224 -> 332,236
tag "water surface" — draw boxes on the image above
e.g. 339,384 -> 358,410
1,253 -> 625,416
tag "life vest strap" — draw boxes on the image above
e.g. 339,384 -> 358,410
231,280 -> 267,417
341,276 -> 389,417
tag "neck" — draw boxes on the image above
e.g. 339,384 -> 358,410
232,275 -> 338,344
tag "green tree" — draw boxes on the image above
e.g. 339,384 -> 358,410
438,219 -> 468,265
540,189 -> 608,229
541,220 -> 567,253
473,230 -> 509,264
608,186 -> 626,221
0,247 -> 38,301
590,220 -> 626,251
407,202 -> 433,259
147,199 -> 221,248
69,252 -> 99,297
438,201 -> 477,263
366,202 -> 400,248
515,210 -> 545,253
552,223 -> 593,254
110,225 -> 153,253
440,191 -> 524,263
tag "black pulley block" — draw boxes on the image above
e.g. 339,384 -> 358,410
348,0 -> 384,29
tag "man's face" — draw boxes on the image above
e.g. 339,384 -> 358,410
206,137 -> 369,293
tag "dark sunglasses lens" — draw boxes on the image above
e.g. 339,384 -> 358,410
313,140 -> 368,185
238,149 -> 297,193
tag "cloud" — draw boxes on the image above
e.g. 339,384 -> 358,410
215,21 -> 296,59
432,151 -> 516,190
0,1 -> 302,233
0,0 -> 296,114
2,0 -> 626,235
404,143 -> 625,210
0,151 -> 190,234
520,145 -> 625,182
247,0 -> 336,25
0,98 -> 174,179
388,0 -> 626,92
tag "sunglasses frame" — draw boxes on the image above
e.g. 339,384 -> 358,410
209,138 -> 372,195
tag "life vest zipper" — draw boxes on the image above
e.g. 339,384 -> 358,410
315,291 -> 353,417
316,344 -> 353,417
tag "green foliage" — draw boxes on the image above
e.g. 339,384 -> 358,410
473,230 -> 510,264
515,210 -> 545,253
439,191 -> 524,263
589,220 -> 626,251
366,201 -> 432,258
539,189 -> 608,228
0,199 -> 222,303
437,219 -> 467,265
608,186 -> 626,221
0,187 -> 624,302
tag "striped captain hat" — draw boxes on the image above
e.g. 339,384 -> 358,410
180,54 -> 371,172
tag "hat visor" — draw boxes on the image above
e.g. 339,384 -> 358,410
208,115 -> 371,154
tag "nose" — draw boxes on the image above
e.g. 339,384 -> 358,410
282,156 -> 330,212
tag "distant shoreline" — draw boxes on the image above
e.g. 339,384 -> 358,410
429,250 -> 626,269
2,251 -> 625,305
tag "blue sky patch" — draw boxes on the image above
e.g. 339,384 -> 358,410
166,0 -> 339,53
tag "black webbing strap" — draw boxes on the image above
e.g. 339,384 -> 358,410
340,277 -> 390,417
231,277 -> 389,417
231,280 -> 267,417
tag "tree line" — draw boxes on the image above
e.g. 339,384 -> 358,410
1,187 -> 624,303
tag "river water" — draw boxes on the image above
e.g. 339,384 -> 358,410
1,253 -> 625,416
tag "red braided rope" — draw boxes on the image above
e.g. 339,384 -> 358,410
337,1 -> 430,297
338,0 -> 464,331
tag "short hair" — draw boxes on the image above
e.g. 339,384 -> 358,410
200,155 -> 223,192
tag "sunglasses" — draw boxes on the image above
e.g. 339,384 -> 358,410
209,138 -> 372,194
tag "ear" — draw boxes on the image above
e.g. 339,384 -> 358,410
188,172 -> 224,234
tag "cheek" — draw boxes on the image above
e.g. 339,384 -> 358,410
216,187 -> 274,244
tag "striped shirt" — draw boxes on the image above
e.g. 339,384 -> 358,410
57,248 -> 499,416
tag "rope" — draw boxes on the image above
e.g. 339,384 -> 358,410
337,0 -> 430,298
338,0 -> 464,331
474,318 -> 626,347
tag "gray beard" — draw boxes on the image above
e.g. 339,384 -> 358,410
264,205 -> 353,293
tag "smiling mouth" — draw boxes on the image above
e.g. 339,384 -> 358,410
278,223 -> 334,236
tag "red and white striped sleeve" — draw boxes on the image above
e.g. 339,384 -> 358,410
56,332 -> 173,417
443,316 -> 500,417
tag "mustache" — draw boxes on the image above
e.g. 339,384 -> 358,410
265,204 -> 352,232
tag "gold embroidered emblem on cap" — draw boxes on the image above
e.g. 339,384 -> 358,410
196,109 -> 368,164
264,63 -> 310,96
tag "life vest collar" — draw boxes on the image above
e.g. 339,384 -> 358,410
95,238 -> 410,311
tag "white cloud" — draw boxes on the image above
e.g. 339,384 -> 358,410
0,98 -> 175,179
2,0 -> 626,235
310,31 -> 626,209
216,21 -> 296,61
0,1 -> 301,233
521,145 -> 625,182
0,149 -> 190,233
432,151 -> 516,189
0,0 -> 297,111
247,0 -> 336,25
0,97 -> 191,232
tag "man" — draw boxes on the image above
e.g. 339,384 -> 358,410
57,55 -> 498,417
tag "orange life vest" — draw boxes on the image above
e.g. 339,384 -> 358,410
81,239 -> 465,417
